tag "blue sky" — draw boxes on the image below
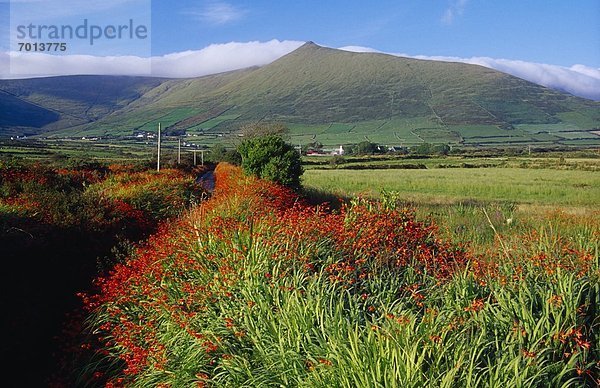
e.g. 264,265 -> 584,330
1,1 -> 599,99
148,0 -> 599,67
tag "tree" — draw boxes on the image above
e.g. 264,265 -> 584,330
329,154 -> 346,167
207,144 -> 242,165
412,143 -> 450,156
237,135 -> 303,190
305,141 -> 323,151
432,144 -> 451,155
354,141 -> 379,155
207,144 -> 227,162
412,143 -> 433,155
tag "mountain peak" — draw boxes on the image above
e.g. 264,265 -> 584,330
296,41 -> 323,51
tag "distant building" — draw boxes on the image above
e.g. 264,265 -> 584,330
331,145 -> 345,156
388,146 -> 405,152
307,146 -> 345,156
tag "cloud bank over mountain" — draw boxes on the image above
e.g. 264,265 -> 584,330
0,40 -> 304,79
1,40 -> 598,101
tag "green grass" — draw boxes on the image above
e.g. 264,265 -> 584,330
451,125 -> 511,138
187,114 -> 242,132
557,110 -> 600,128
288,118 -> 443,147
554,131 -> 600,140
0,137 -> 211,164
303,167 -> 600,206
414,128 -> 461,143
561,139 -> 600,146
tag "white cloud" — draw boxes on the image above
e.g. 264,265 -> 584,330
150,40 -> 303,77
442,0 -> 469,25
185,2 -> 246,25
1,51 -> 152,77
1,40 -> 598,101
415,56 -> 600,101
337,45 -> 379,53
1,40 -> 303,79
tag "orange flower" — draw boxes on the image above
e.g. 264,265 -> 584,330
464,298 -> 485,313
522,349 -> 536,358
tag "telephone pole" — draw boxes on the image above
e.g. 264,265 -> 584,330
157,122 -> 161,172
178,137 -> 181,164
192,150 -> 204,166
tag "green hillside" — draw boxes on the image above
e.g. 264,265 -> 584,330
1,42 -> 599,147
0,76 -> 167,135
0,90 -> 60,135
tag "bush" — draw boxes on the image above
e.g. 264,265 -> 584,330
329,155 -> 346,167
353,141 -> 379,155
237,135 -> 303,190
206,144 -> 241,165
411,143 -> 451,156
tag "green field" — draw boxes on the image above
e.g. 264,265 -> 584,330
303,166 -> 600,207
187,114 -> 242,132
303,158 -> 600,252
0,138 -> 198,163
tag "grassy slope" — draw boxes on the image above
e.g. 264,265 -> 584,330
2,43 -> 599,146
75,43 -> 600,146
0,76 -> 168,135
0,90 -> 60,134
45,69 -> 258,138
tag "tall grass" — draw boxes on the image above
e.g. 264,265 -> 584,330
77,164 -> 598,386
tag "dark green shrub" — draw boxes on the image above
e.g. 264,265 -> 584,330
237,135 -> 303,190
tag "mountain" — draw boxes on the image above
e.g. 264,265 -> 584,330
0,75 -> 167,136
1,42 -> 599,147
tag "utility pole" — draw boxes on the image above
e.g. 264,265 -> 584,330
157,122 -> 161,172
192,150 -> 204,166
178,137 -> 181,164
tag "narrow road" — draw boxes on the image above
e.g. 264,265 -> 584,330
196,170 -> 215,192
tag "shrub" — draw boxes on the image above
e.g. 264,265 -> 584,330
205,144 -> 242,166
329,155 -> 346,167
353,141 -> 379,155
237,135 -> 303,190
